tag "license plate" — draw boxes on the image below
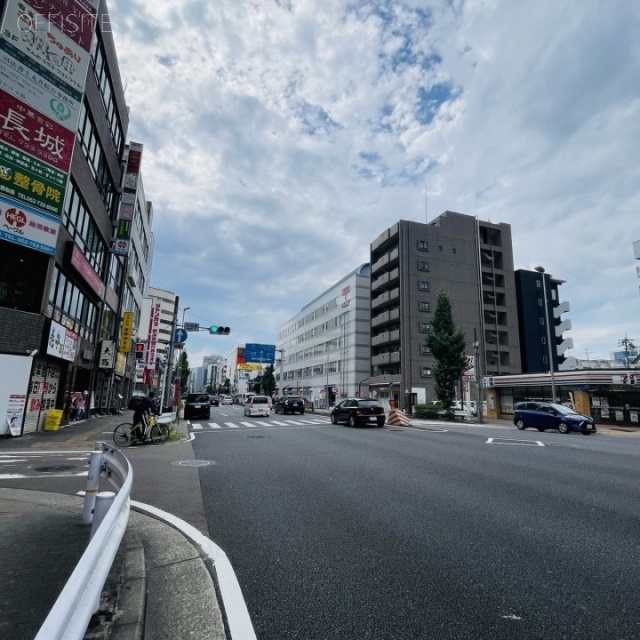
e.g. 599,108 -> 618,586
194,404 -> 201,408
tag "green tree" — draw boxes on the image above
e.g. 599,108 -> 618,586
426,290 -> 467,417
261,364 -> 276,397
177,350 -> 190,393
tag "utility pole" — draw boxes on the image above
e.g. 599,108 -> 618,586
619,335 -> 637,368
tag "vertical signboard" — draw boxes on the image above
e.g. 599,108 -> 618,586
119,311 -> 134,353
0,0 -> 98,253
113,142 -> 143,256
146,301 -> 161,372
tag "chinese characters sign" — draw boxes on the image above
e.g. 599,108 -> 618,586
119,311 -> 134,353
46,319 -> 78,362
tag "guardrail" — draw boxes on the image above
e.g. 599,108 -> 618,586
35,441 -> 132,640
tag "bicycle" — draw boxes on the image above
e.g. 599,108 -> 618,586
113,414 -> 166,447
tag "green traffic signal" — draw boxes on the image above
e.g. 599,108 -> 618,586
209,325 -> 230,335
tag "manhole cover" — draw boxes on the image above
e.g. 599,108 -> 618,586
34,465 -> 76,472
171,460 -> 213,467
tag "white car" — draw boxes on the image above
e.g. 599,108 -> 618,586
221,395 -> 233,405
243,395 -> 271,417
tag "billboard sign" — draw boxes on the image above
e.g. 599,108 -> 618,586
0,192 -> 59,253
46,319 -> 78,362
0,140 -> 66,215
244,343 -> 276,364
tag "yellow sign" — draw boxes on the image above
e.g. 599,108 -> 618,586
238,363 -> 263,371
119,311 -> 134,353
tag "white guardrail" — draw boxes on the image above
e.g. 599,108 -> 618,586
35,441 -> 133,640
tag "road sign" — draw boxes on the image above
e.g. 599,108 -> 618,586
184,322 -> 200,332
174,328 -> 188,343
245,343 -> 276,364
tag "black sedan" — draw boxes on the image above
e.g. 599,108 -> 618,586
209,395 -> 219,406
330,398 -> 386,427
184,393 -> 211,420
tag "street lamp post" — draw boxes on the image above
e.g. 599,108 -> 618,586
534,266 -> 556,403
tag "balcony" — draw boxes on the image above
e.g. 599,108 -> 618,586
372,286 -> 400,311
371,308 -> 400,329
371,267 -> 400,293
371,329 -> 401,347
371,351 -> 401,367
371,247 -> 400,275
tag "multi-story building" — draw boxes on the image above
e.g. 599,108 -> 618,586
140,287 -> 178,405
276,264 -> 371,407
368,212 -> 522,411
0,1 -> 132,432
515,269 -> 573,373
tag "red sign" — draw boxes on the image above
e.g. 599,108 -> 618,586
0,89 -> 75,172
70,243 -> 105,297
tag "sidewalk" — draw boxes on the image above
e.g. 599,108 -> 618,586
0,412 -> 240,640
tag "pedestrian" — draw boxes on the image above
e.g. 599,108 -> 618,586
75,394 -> 85,420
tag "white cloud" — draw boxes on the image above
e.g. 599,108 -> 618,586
110,0 -> 640,365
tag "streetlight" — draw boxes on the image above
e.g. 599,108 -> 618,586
534,266 -> 556,403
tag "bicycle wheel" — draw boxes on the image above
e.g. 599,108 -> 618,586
149,423 -> 166,444
114,423 -> 135,447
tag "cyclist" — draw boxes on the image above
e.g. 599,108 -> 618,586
133,391 -> 159,440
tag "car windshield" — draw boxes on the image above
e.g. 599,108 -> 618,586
358,400 -> 381,408
187,394 -> 208,402
550,403 -> 578,415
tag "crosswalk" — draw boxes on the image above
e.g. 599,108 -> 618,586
189,417 -> 330,431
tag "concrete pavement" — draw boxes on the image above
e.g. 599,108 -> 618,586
0,411 -> 252,640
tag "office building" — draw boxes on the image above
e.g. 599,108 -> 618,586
276,264 -> 371,407
0,0 -> 135,432
368,212 -> 522,411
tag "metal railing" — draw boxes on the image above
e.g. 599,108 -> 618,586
35,442 -> 132,640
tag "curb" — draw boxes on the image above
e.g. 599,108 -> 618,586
130,501 -> 256,640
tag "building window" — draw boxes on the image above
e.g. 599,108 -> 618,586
419,301 -> 430,312
420,344 -> 431,355
417,240 -> 429,251
419,322 -> 431,333
418,281 -> 430,291
417,260 -> 429,271
420,366 -> 432,377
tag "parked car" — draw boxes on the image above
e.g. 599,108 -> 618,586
209,395 -> 219,406
221,395 -> 233,405
273,396 -> 305,415
243,395 -> 271,417
513,401 -> 596,435
184,393 -> 211,420
330,398 -> 386,427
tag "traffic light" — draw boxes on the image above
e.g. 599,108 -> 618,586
209,325 -> 230,335
135,342 -> 146,360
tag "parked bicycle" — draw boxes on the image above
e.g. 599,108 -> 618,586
113,414 -> 167,447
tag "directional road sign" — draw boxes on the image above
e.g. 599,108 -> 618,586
174,328 -> 188,343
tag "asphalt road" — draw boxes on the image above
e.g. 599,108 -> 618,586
193,406 -> 640,639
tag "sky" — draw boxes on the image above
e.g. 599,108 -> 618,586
107,0 -> 640,367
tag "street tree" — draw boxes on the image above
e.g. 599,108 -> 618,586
175,351 -> 190,394
426,290 -> 467,417
261,365 -> 276,397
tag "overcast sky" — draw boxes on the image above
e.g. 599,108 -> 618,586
108,0 -> 640,367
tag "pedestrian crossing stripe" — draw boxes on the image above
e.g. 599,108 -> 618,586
188,417 -> 331,430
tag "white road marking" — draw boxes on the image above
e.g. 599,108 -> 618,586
487,437 -> 545,446
239,421 -> 257,427
224,422 -> 240,429
207,423 -> 222,429
268,420 -> 289,426
191,423 -> 204,430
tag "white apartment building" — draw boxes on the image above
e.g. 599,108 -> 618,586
276,264 -> 371,407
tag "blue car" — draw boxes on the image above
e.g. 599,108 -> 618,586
513,402 -> 596,435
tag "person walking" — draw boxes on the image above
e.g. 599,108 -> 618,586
75,394 -> 85,420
